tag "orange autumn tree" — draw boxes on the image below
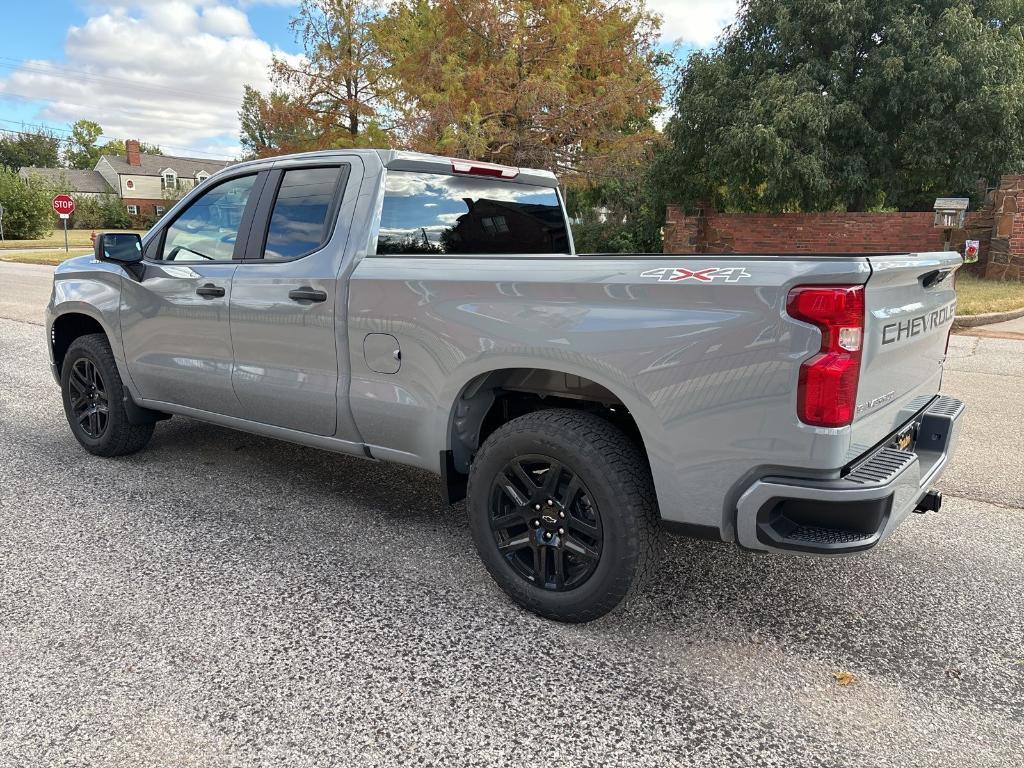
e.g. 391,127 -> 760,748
240,0 -> 396,158
373,0 -> 666,180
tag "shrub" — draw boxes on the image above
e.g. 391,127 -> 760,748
0,168 -> 54,239
99,195 -> 131,229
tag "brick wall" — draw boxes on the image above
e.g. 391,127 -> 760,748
120,197 -> 167,226
664,175 -> 1024,282
663,209 -> 955,254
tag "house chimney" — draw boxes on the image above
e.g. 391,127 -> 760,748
126,139 -> 142,167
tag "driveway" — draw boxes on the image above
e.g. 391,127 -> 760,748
0,262 -> 1021,767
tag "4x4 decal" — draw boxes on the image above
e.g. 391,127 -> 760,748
640,266 -> 752,283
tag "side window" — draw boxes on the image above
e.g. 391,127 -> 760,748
376,171 -> 570,256
160,175 -> 257,262
263,166 -> 345,260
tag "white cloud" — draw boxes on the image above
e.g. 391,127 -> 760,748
201,6 -> 254,37
648,0 -> 737,47
0,2 -> 280,158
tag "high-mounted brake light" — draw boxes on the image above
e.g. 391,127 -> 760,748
451,160 -> 520,179
787,285 -> 865,428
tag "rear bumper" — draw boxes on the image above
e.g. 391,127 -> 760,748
735,395 -> 965,555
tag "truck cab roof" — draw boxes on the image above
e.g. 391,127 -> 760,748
211,149 -> 560,189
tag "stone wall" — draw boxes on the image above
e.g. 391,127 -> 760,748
987,175 -> 1024,281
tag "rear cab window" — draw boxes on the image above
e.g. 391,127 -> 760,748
376,171 -> 570,256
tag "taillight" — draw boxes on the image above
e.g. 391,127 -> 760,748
451,160 -> 519,179
787,285 -> 865,428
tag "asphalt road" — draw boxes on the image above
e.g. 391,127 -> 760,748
0,263 -> 1021,767
0,262 -> 54,324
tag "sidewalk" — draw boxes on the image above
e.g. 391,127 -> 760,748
0,247 -> 90,255
955,313 -> 1024,340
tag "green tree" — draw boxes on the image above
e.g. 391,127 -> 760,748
0,128 -> 61,170
656,0 -> 1024,212
65,120 -> 104,169
64,120 -> 160,168
567,140 -> 666,252
239,85 -> 321,158
99,194 -> 131,228
102,139 -> 162,157
0,168 -> 55,239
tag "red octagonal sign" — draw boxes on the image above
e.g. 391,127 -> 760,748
52,194 -> 75,215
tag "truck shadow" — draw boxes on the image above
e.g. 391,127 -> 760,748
138,417 -> 1019,717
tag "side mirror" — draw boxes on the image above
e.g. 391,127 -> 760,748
95,232 -> 143,265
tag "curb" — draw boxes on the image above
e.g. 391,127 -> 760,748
953,306 -> 1024,328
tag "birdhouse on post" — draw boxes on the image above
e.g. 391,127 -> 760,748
933,198 -> 969,229
933,197 -> 969,252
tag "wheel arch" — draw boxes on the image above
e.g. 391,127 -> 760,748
51,309 -> 166,427
50,309 -> 112,377
442,365 -> 659,501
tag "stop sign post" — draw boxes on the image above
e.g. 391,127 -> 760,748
52,194 -> 75,254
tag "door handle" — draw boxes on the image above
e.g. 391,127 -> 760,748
196,284 -> 225,298
288,287 -> 328,303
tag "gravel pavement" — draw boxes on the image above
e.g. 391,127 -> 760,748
0,272 -> 1021,766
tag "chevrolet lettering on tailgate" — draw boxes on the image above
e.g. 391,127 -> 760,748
881,301 -> 957,345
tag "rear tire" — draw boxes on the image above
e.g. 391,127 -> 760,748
61,333 -> 154,457
467,408 -> 660,622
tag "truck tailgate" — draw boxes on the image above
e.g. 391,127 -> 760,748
852,252 -> 962,455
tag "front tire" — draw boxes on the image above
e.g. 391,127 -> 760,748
467,409 -> 660,622
60,333 -> 154,457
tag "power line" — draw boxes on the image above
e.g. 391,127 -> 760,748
0,118 -> 71,135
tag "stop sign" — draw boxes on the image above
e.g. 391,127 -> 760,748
52,194 -> 75,216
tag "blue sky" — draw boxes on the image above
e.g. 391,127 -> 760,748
0,1 -> 734,161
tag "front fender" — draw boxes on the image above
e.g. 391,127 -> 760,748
47,258 -> 133,392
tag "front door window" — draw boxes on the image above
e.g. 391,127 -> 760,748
160,175 -> 257,262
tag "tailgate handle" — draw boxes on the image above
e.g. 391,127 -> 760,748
919,269 -> 952,289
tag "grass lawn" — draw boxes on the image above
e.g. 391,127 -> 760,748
956,272 -> 1024,316
0,248 -> 92,266
0,229 -> 145,249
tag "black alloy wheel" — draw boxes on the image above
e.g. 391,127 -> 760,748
467,408 -> 661,622
68,357 -> 109,438
60,333 -> 156,457
488,454 -> 603,591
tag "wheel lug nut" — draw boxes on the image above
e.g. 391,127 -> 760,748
558,510 -> 565,518
547,499 -> 554,506
543,532 -> 552,541
558,528 -> 565,535
534,504 -> 541,511
532,519 -> 540,528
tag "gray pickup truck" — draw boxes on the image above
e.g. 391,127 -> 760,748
46,149 -> 964,621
